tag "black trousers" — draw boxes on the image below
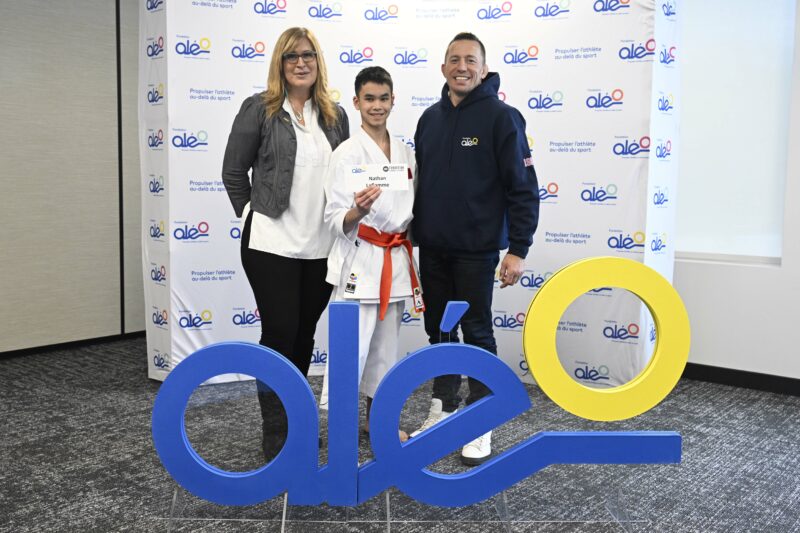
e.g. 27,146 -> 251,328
240,211 -> 332,383
419,247 -> 499,413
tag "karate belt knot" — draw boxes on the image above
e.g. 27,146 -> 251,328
357,225 -> 425,321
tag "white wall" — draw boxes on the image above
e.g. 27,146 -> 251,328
673,3 -> 800,379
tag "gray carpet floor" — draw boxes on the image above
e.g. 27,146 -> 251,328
1,337 -> 799,532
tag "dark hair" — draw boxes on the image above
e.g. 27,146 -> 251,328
446,32 -> 486,62
354,66 -> 394,96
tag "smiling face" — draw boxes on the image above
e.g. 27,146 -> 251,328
441,39 -> 489,104
282,37 -> 318,94
354,81 -> 393,130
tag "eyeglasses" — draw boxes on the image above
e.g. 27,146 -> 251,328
282,51 -> 318,64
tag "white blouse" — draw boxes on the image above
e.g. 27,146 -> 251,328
246,98 -> 334,259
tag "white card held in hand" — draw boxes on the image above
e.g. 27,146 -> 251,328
346,164 -> 409,192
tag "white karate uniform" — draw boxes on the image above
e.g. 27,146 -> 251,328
320,127 -> 418,406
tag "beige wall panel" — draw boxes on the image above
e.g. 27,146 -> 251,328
121,0 -> 145,333
0,2 -> 120,351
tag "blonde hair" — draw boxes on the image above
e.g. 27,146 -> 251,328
263,27 -> 338,127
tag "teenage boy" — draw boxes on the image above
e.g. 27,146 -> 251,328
321,66 -> 421,441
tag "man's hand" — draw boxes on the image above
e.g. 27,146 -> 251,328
499,253 -> 525,288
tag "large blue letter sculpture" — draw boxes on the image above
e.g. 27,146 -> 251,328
152,302 -> 680,507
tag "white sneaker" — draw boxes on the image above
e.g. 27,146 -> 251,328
461,431 -> 492,466
410,398 -> 455,437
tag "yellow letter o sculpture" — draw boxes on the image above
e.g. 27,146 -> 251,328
523,257 -> 691,421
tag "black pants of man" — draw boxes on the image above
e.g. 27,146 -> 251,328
419,247 -> 499,413
241,211 -> 332,458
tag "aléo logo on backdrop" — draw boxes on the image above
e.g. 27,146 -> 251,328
340,46 -> 374,65
253,0 -> 287,15
152,258 -> 691,508
308,2 -> 343,18
477,2 -> 512,20
534,1 -> 570,18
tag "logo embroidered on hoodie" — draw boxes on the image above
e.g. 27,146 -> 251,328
460,137 -> 479,147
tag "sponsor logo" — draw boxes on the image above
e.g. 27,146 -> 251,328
528,90 -> 563,110
329,88 -> 341,102
653,187 -> 669,206
393,134 -> 415,149
493,311 -> 526,330
651,233 -> 667,252
146,36 -> 164,58
179,310 -> 213,329
655,140 -> 672,160
658,93 -> 674,112
401,308 -> 423,324
613,135 -> 650,157
534,1 -> 570,18
581,184 -> 618,203
152,308 -> 169,327
460,137 -> 479,147
151,264 -> 167,283
148,175 -> 165,194
175,37 -> 211,57
364,4 -> 398,20
539,182 -> 559,200
477,2 -> 513,19
150,221 -> 166,240
153,350 -> 170,369
230,226 -> 242,239
339,46 -> 374,64
498,91 -> 507,102
394,48 -> 427,66
593,0 -> 630,13
588,287 -> 613,295
574,364 -> 610,382
519,356 -> 529,376
146,0 -> 165,12
662,1 -> 676,18
607,231 -> 645,250
308,2 -> 342,18
231,40 -> 266,60
520,270 -> 553,289
232,308 -> 261,326
504,45 -> 538,64
173,221 -> 210,241
660,46 -> 676,65
618,39 -> 655,60
147,129 -> 164,149
147,83 -> 165,104
172,130 -> 208,150
603,322 -> 640,340
586,88 -> 624,109
650,323 -> 657,342
254,0 -> 287,15
311,348 -> 328,364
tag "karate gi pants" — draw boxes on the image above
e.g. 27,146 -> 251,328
320,298 -> 404,407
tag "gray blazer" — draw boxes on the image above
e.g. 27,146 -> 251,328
221,92 -> 350,218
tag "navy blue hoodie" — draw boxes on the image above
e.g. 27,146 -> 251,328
411,72 -> 539,258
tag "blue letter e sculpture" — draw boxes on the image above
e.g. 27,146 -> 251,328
152,302 -> 681,507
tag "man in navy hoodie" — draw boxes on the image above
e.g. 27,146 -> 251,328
410,32 -> 540,465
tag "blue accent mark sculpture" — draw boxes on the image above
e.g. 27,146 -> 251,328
152,302 -> 681,507
439,301 -> 470,332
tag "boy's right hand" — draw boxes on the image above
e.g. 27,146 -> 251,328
354,185 -> 382,217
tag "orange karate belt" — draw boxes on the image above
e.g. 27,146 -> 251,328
356,225 -> 425,321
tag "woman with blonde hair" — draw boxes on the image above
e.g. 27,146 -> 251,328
222,27 -> 349,461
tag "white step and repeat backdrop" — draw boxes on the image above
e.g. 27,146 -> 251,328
140,0 -> 679,387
